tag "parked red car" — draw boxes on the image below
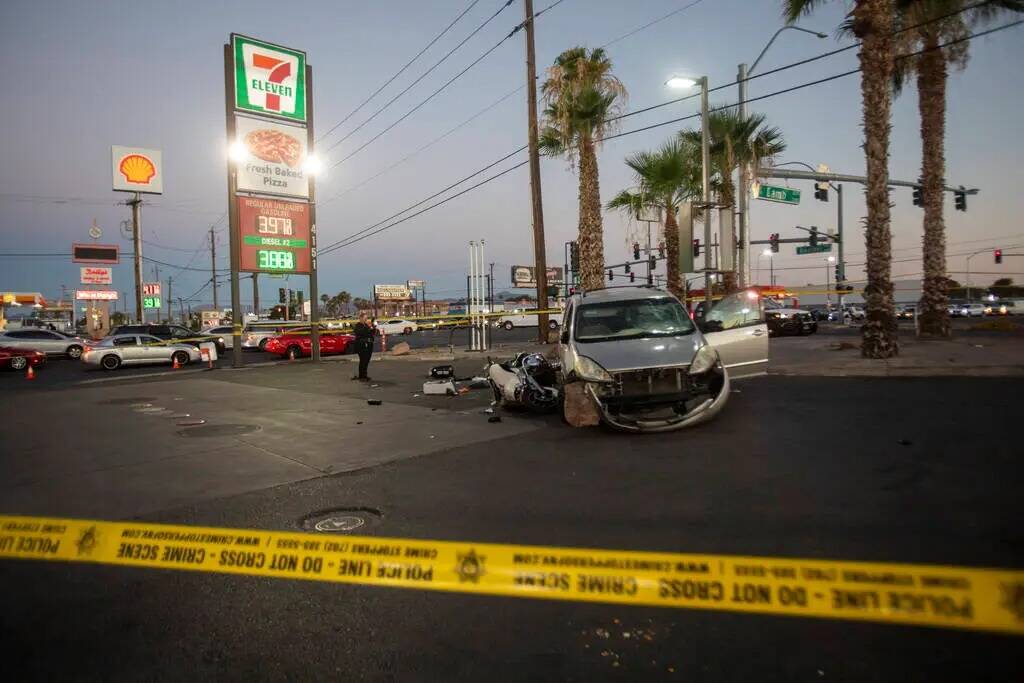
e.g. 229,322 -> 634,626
264,330 -> 355,360
0,346 -> 47,371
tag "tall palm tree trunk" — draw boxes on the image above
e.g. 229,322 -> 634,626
663,204 -> 683,299
857,0 -> 899,358
916,34 -> 951,337
578,136 -> 606,291
719,180 -> 738,293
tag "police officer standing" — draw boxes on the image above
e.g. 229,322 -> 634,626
351,311 -> 375,382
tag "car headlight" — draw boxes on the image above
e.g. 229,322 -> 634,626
689,344 -> 718,375
575,356 -> 613,383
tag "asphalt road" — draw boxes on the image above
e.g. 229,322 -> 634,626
1,373 -> 1022,680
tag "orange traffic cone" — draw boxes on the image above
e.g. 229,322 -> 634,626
26,364 -> 35,380
172,355 -> 181,370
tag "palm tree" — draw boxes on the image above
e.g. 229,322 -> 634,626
606,138 -> 702,299
785,0 -> 899,358
679,110 -> 786,293
539,47 -> 627,292
320,293 -> 329,316
892,0 -> 1022,337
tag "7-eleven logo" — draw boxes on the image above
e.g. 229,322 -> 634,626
237,39 -> 302,118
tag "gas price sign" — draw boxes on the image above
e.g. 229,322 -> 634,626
237,197 -> 310,274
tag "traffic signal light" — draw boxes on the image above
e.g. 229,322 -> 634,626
649,256 -> 657,270
769,233 -> 779,253
814,183 -> 828,202
624,262 -> 631,274
912,187 -> 922,207
569,241 -> 580,272
834,263 -> 843,283
693,239 -> 701,257
630,272 -> 635,283
809,227 -> 819,247
658,242 -> 665,258
632,242 -> 640,260
955,190 -> 967,212
608,269 -> 613,281
278,288 -> 286,303
995,249 -> 1002,265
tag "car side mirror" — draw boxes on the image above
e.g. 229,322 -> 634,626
559,330 -> 569,344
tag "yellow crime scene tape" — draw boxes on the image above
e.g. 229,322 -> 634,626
2,515 -> 1022,635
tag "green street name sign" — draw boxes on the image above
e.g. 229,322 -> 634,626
233,35 -> 307,122
757,184 -> 801,205
243,236 -> 308,248
795,244 -> 833,255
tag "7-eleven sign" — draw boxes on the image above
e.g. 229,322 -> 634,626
233,35 -> 306,122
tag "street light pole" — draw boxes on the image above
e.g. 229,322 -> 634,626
738,25 -> 827,287
700,76 -> 712,309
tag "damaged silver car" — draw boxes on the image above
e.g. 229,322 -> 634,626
558,286 -> 768,432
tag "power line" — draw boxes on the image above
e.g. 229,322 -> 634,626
317,0 -> 484,145
601,0 -> 706,48
315,18 -> 1022,258
323,0 -> 517,157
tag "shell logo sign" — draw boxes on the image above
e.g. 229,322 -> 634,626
111,146 -> 163,194
118,154 -> 156,185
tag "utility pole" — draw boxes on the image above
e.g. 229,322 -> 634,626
523,0 -> 549,341
178,297 -> 185,323
251,273 -> 259,318
209,227 -> 218,312
489,262 -> 495,312
737,63 -> 749,288
836,183 -> 846,322
166,276 -> 173,323
152,264 -> 160,324
130,193 -> 143,323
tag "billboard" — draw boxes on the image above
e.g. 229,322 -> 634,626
232,35 -> 307,123
237,197 -> 311,274
374,284 -> 412,301
234,115 -> 309,199
510,265 -> 564,288
112,146 -> 163,194
73,244 -> 119,264
76,290 -> 118,301
80,267 -> 112,285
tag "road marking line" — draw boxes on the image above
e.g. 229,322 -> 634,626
1,515 -> 1021,635
77,369 -> 208,384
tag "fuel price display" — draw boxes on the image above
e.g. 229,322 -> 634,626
237,197 -> 311,274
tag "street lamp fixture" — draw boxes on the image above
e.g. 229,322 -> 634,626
302,154 -> 324,176
228,141 -> 248,163
665,76 -> 697,89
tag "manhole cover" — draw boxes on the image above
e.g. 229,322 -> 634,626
301,508 -> 382,533
100,397 -> 157,405
178,424 -> 260,437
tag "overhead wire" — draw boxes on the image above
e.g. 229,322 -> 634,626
316,0 -> 484,145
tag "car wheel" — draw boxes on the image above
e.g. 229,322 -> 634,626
258,338 -> 268,351
403,327 -> 413,335
503,321 -> 514,331
548,319 -> 559,330
66,344 -> 83,359
287,346 -> 301,360
101,354 -> 121,371
172,351 -> 190,367
10,356 -> 28,371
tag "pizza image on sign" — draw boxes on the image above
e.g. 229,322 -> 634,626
234,116 -> 309,199
112,146 -> 163,194
233,34 -> 306,123
245,128 -> 302,167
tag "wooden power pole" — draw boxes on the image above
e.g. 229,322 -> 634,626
523,0 -> 549,342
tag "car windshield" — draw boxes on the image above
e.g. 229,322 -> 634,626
574,298 -> 694,343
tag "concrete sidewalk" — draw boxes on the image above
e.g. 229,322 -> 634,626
769,328 -> 1024,377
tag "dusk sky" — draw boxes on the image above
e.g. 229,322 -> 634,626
2,0 -> 1022,309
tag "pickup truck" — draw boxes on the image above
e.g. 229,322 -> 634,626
492,310 -> 563,331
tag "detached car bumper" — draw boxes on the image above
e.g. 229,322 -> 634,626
583,364 -> 730,433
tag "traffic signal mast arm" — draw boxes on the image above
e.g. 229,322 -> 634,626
757,167 -> 979,196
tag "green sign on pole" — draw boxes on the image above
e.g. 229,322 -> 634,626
232,35 -> 307,123
757,184 -> 801,205
143,296 -> 161,309
795,244 -> 833,255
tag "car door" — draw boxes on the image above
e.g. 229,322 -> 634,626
112,335 -> 143,363
0,331 -> 34,351
138,335 -> 171,363
700,291 -> 769,379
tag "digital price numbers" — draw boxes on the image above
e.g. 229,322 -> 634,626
256,215 -> 293,236
257,249 -> 295,271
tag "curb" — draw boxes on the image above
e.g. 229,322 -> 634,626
769,365 -> 1024,378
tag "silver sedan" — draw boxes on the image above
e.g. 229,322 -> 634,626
82,334 -> 201,371
0,329 -> 87,358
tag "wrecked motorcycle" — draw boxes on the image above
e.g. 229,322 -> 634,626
486,352 -> 560,414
